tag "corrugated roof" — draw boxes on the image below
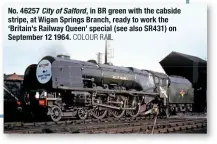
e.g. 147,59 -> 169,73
159,51 -> 207,84
160,51 -> 207,65
172,51 -> 206,63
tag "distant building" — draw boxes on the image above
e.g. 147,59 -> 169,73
4,73 -> 24,81
4,73 -> 24,100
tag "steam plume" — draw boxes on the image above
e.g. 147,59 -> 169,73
43,42 -> 70,57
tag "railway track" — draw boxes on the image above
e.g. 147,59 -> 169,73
80,119 -> 207,134
4,116 -> 162,132
4,116 -> 207,134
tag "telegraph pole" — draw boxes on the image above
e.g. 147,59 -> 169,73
105,39 -> 108,64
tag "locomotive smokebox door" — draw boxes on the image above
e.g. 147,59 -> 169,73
52,60 -> 83,88
36,59 -> 52,84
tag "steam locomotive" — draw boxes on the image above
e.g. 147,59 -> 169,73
23,55 -> 194,121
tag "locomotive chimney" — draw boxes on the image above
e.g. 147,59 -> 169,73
57,54 -> 70,59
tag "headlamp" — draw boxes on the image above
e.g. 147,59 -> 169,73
35,92 -> 40,99
44,91 -> 47,97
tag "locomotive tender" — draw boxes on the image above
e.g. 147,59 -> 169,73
23,55 -> 194,121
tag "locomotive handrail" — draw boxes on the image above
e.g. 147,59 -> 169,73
57,86 -> 159,97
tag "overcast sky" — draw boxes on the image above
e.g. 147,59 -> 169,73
3,4 -> 207,75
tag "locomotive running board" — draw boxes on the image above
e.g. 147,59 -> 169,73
57,86 -> 159,97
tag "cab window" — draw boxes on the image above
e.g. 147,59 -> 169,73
148,73 -> 154,85
155,77 -> 159,84
159,79 -> 162,86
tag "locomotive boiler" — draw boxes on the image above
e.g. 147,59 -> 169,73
32,55 -> 158,92
23,55 -> 194,121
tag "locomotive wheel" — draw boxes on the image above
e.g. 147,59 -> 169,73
92,106 -> 107,119
77,108 -> 88,120
112,109 -> 125,118
179,104 -> 186,112
107,109 -> 113,117
127,97 -> 140,118
186,104 -> 192,112
92,97 -> 107,119
169,106 -> 176,115
111,96 -> 125,118
50,105 -> 62,122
